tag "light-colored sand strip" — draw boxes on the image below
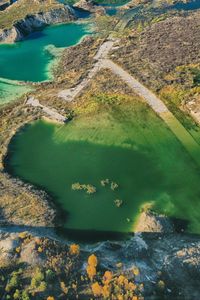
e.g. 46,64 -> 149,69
103,59 -> 168,114
0,77 -> 27,86
27,97 -> 66,123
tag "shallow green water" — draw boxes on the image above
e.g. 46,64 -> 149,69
0,23 -> 89,82
6,99 -> 200,235
0,79 -> 32,104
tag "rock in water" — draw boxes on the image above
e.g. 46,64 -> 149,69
134,211 -> 174,233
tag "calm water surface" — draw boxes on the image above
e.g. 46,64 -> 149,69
0,23 -> 90,82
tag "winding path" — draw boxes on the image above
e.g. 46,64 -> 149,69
58,40 -> 115,101
27,97 -> 66,123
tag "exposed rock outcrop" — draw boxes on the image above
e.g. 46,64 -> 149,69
74,0 -> 106,15
0,26 -> 22,43
0,5 -> 77,44
74,0 -> 96,12
134,211 -> 174,233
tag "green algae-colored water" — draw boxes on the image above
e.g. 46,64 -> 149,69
0,23 -> 89,82
6,98 -> 200,236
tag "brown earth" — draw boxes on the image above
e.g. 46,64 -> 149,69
111,10 -> 200,91
111,9 -> 200,131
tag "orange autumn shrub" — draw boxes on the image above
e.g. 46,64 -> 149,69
60,281 -> 68,294
123,278 -> 129,289
86,265 -> 97,280
69,244 -> 80,255
129,282 -> 137,291
102,284 -> 110,298
88,254 -> 98,267
91,282 -> 110,298
88,255 -> 143,299
91,282 -> 102,296
103,271 -> 113,284
87,254 -> 98,280
117,275 -> 126,285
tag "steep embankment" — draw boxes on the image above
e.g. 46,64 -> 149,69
0,5 -> 76,43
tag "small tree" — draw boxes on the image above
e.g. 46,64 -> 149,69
86,254 -> 98,280
86,265 -> 97,281
21,291 -> 30,300
88,254 -> 98,267
91,282 -> 102,297
103,271 -> 112,285
69,244 -> 80,256
13,289 -> 20,300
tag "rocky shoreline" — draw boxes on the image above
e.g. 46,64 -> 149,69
0,5 -> 77,44
0,100 -> 58,228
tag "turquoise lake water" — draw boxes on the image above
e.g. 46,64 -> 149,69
0,22 -> 90,82
0,79 -> 32,104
